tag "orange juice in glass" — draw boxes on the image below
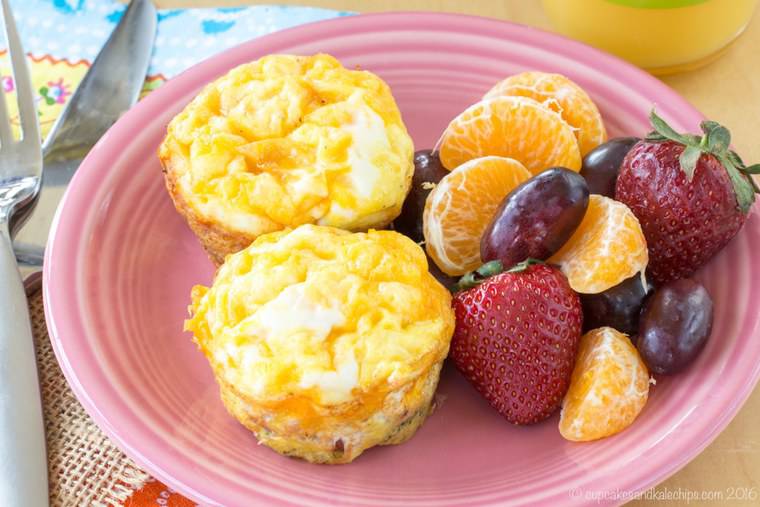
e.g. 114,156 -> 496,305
542,0 -> 758,74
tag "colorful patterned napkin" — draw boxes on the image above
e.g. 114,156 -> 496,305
5,0 -> 349,138
9,1 -> 349,505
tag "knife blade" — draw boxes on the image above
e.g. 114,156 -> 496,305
13,0 -> 156,282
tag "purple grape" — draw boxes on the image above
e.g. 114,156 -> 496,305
580,137 -> 639,197
393,150 -> 448,243
480,167 -> 589,268
580,274 -> 651,336
637,279 -> 713,374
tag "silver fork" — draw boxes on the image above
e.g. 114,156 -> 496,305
0,0 -> 48,505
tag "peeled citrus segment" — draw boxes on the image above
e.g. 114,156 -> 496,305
423,156 -> 531,276
484,72 -> 607,156
559,327 -> 650,442
437,96 -> 581,175
548,194 -> 648,294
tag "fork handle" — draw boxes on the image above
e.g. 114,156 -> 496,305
0,225 -> 48,507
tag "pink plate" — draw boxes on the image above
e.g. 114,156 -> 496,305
44,12 -> 760,507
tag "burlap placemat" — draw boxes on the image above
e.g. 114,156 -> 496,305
28,288 -> 151,507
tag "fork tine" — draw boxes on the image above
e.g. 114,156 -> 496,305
1,0 -> 38,145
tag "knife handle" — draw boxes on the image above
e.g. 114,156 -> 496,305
0,225 -> 48,507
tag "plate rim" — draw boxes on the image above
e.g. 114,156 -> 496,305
42,10 -> 759,507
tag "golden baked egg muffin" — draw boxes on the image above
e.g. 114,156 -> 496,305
185,225 -> 455,463
160,54 -> 414,265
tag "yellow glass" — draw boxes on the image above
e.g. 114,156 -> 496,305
542,0 -> 758,74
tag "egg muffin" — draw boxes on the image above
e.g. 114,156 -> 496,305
185,225 -> 455,463
160,54 -> 414,265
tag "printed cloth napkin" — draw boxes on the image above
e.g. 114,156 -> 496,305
8,1 -> 349,505
6,0 -> 349,138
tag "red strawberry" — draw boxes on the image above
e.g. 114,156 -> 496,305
615,111 -> 760,284
450,260 -> 583,425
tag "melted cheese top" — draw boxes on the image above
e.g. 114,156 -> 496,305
186,225 -> 455,406
161,54 -> 414,236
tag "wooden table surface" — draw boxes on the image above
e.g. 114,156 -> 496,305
156,1 -> 760,505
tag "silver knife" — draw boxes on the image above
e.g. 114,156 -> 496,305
13,0 -> 157,283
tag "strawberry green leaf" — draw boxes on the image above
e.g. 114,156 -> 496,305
455,273 -> 479,292
706,125 -> 731,153
742,164 -> 760,174
749,176 -> 760,193
505,258 -> 545,273
456,259 -> 547,291
728,150 -> 746,169
700,120 -> 721,134
679,145 -> 702,181
720,154 -> 756,214
477,260 -> 504,277
650,110 -> 693,146
456,260 -> 504,291
645,131 -> 667,142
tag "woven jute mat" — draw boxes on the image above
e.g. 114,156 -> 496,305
28,288 -> 151,507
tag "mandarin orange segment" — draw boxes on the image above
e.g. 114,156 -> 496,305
559,327 -> 650,441
423,156 -> 531,276
548,194 -> 648,294
437,96 -> 581,175
484,72 -> 607,156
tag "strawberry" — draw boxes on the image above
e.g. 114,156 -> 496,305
450,260 -> 583,425
615,111 -> 760,284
